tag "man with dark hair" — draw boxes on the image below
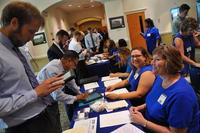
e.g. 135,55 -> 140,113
172,3 -> 190,37
85,27 -> 100,55
0,1 -> 64,133
68,27 -> 75,39
37,50 -> 88,132
47,29 -> 69,61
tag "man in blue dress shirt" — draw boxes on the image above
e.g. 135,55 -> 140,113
0,1 -> 64,133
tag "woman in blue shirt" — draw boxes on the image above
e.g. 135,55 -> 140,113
109,47 -> 131,78
140,18 -> 161,54
173,17 -> 200,76
130,45 -> 199,133
106,47 -> 155,106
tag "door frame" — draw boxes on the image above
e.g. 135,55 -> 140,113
123,8 -> 146,49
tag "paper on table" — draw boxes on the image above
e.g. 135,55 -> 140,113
73,117 -> 97,133
84,82 -> 99,91
62,126 -> 85,133
95,54 -> 103,57
111,123 -> 145,133
104,79 -> 122,87
101,76 -> 119,82
100,110 -> 132,128
105,88 -> 128,95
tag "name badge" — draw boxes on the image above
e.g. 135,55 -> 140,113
147,33 -> 151,37
187,47 -> 191,52
134,73 -> 139,80
157,94 -> 167,105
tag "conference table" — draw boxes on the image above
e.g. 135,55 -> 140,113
69,77 -> 143,133
86,60 -> 112,78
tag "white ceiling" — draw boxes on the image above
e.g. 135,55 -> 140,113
59,0 -> 103,13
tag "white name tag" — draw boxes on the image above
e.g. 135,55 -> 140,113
157,94 -> 167,105
187,47 -> 191,52
134,73 -> 139,80
147,33 -> 151,37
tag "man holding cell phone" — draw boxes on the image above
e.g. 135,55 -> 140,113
37,50 -> 89,133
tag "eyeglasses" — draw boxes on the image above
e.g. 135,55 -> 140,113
131,55 -> 142,58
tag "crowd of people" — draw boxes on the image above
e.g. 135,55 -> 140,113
0,1 -> 199,133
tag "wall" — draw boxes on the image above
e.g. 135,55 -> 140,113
123,0 -> 197,34
103,0 -> 131,49
66,6 -> 105,28
44,7 -> 70,46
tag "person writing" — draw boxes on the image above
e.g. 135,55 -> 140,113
130,45 -> 199,133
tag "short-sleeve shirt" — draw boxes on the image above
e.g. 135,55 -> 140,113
145,76 -> 200,133
129,65 -> 152,92
172,16 -> 185,37
145,27 -> 161,54
173,32 -> 195,74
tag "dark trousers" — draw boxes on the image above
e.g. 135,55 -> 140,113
76,60 -> 88,82
64,85 -> 79,121
5,107 -> 60,133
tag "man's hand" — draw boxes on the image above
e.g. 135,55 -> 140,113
95,49 -> 99,54
76,93 -> 89,100
35,73 -> 64,97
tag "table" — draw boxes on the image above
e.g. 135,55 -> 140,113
86,61 -> 112,77
69,78 -> 143,132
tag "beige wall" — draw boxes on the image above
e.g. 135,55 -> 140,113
44,7 -> 70,46
103,0 -> 131,49
66,6 -> 106,28
123,0 -> 197,34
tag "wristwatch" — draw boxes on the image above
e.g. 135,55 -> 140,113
143,120 -> 148,127
115,94 -> 119,99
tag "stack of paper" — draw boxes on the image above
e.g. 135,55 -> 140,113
84,82 -> 99,91
105,88 -> 128,95
73,117 -> 97,133
104,79 -> 122,87
111,124 -> 145,133
105,100 -> 128,112
100,110 -> 132,128
101,76 -> 119,82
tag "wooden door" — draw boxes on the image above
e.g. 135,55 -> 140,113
126,12 -> 146,49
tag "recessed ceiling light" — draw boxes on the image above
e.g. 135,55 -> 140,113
68,4 -> 72,7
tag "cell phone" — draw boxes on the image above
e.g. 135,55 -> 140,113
54,69 -> 76,84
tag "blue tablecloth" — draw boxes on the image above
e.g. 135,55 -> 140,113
69,78 -> 143,132
86,61 -> 112,77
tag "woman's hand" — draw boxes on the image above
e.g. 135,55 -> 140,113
105,85 -> 115,92
106,93 -> 117,100
130,110 -> 146,126
129,106 -> 140,113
